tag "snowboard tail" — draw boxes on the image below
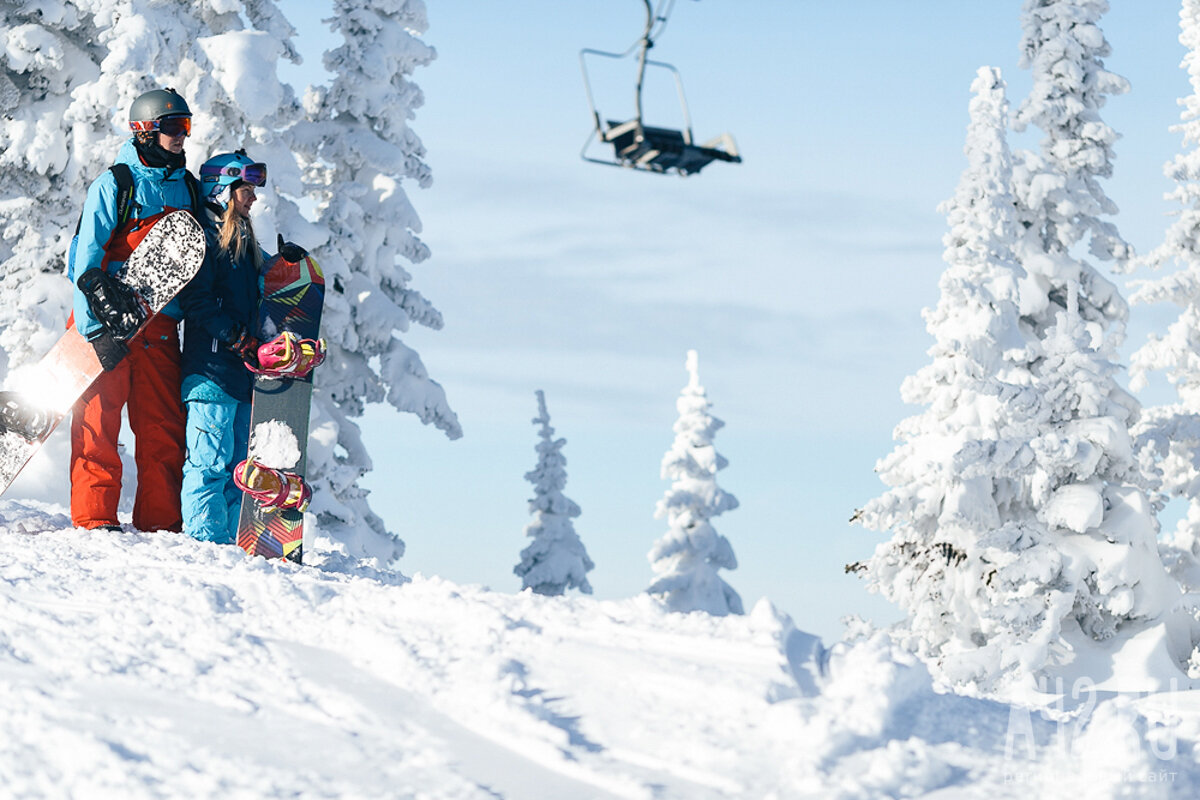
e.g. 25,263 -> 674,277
238,497 -> 304,560
0,210 -> 205,496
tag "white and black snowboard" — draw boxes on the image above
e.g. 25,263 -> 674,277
0,210 -> 205,495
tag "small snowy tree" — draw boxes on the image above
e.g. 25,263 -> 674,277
514,390 -> 593,596
1126,0 -> 1200,592
647,350 -> 742,616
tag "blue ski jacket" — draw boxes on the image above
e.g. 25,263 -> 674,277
179,209 -> 265,403
70,138 -> 196,339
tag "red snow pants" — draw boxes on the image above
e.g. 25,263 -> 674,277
70,314 -> 186,532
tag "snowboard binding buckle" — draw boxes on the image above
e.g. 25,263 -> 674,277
0,392 -> 57,442
249,332 -> 326,379
233,458 -> 312,512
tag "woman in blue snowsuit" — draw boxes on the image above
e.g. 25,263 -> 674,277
177,151 -> 270,544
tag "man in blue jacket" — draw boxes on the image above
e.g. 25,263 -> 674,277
68,88 -> 197,533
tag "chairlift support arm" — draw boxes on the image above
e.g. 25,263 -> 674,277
579,49 -> 693,144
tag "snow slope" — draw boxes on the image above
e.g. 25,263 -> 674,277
0,499 -> 1198,799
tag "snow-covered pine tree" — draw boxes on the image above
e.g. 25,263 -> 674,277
853,67 -> 1057,687
0,1 -> 455,563
0,2 -> 128,369
1011,0 -> 1130,348
286,0 -> 461,564
1008,0 -> 1181,655
647,350 -> 742,616
0,1 -> 96,372
856,64 -> 1181,690
1126,0 -> 1200,594
514,390 -> 593,596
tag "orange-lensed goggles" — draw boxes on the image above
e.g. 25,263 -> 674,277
129,116 -> 192,137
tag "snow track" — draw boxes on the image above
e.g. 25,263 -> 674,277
2,501 -> 1200,798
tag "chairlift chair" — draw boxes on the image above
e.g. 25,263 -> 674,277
580,0 -> 741,177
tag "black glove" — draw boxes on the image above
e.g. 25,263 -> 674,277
223,323 -> 260,367
77,267 -> 145,341
277,234 -> 308,263
87,329 -> 128,372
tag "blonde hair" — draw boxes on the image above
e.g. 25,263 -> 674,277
218,198 -> 263,270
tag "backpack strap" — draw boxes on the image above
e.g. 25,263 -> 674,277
183,170 -> 203,219
108,163 -> 136,228
71,162 -> 136,238
91,163 -> 196,229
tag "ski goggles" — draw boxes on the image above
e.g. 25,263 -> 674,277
199,162 -> 268,187
129,115 -> 192,137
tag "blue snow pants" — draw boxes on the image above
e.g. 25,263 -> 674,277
182,393 -> 250,545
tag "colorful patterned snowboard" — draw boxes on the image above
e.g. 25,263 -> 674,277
0,210 -> 205,496
236,252 -> 325,563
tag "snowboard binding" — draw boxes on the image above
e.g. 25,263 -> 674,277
249,331 -> 326,379
233,458 -> 312,512
0,392 -> 57,442
77,267 -> 148,341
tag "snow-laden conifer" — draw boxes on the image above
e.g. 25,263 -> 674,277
0,2 -> 91,369
647,351 -> 741,616
287,0 -> 461,564
855,67 -> 1180,690
1010,0 -> 1182,651
1012,0 -> 1130,349
1125,0 -> 1200,594
514,390 -> 593,596
0,1 -> 454,563
855,68 -> 1052,687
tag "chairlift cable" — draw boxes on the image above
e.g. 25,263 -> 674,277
643,0 -> 681,50
609,1 -> 680,58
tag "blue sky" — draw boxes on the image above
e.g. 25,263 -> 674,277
285,1 -> 1190,639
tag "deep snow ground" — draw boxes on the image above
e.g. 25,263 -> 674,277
0,499 -> 1198,799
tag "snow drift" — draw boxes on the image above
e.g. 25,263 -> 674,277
1,500 -> 1199,799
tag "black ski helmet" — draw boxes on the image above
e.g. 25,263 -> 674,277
128,88 -> 191,129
